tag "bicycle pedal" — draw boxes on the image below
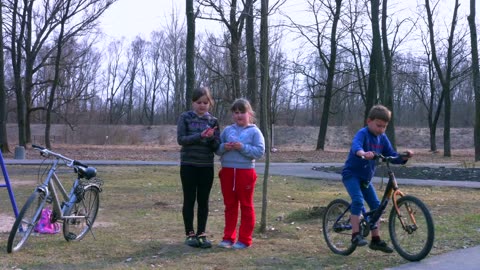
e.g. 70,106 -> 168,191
66,232 -> 77,240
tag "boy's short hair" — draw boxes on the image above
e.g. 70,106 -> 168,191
368,104 -> 391,122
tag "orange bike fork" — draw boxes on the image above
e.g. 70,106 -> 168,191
392,190 -> 417,227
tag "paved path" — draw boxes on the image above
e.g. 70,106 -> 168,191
5,160 -> 480,189
3,159 -> 480,268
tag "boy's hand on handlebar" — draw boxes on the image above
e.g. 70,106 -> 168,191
402,150 -> 414,160
357,150 -> 375,160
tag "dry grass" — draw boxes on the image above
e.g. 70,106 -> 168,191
1,165 -> 479,269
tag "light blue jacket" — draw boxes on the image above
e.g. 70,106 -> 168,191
217,124 -> 265,169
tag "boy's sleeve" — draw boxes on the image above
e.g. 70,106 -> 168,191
350,129 -> 366,154
381,135 -> 406,164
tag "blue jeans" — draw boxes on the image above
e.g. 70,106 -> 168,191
342,176 -> 380,216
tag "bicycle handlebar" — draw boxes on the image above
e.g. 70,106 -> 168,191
32,144 -> 84,167
374,152 -> 410,162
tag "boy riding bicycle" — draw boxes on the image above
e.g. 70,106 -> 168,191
342,105 -> 413,253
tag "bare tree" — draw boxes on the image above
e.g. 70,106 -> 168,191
316,0 -> 343,150
7,0 -> 28,147
365,0 -> 384,121
140,31 -> 167,126
105,39 -> 130,124
425,0 -> 460,157
4,0 -> 115,146
0,1 -> 9,153
186,0 -> 196,110
259,0 -> 270,234
45,0 -> 70,149
125,37 -> 145,124
163,11 -> 187,120
197,0 -> 248,100
342,0 -> 369,112
467,0 -> 480,161
381,0 -> 396,146
283,0 -> 344,150
245,0 -> 258,110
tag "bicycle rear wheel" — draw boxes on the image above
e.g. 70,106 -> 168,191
389,195 -> 434,261
323,199 -> 356,255
63,186 -> 100,241
7,190 -> 46,253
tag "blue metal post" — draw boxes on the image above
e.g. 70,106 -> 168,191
0,150 -> 19,217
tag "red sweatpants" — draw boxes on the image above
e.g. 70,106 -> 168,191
219,167 -> 257,246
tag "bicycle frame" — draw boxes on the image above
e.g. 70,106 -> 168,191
361,158 -> 416,234
7,145 -> 101,253
38,160 -> 83,221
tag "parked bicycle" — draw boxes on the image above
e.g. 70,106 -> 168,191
7,145 -> 103,253
322,153 -> 434,261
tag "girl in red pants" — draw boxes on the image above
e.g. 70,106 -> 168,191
216,98 -> 265,249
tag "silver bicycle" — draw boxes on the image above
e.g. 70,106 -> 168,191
7,145 -> 103,253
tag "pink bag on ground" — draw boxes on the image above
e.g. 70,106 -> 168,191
34,207 -> 60,234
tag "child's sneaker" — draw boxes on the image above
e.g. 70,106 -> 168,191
185,232 -> 199,247
369,239 -> 394,253
197,235 -> 212,249
232,241 -> 249,249
351,234 -> 368,246
218,240 -> 234,248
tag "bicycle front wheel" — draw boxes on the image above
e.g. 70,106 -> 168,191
389,195 -> 434,261
63,186 -> 100,241
7,190 -> 46,253
323,199 -> 356,255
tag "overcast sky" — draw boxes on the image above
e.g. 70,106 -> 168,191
99,0 -> 473,54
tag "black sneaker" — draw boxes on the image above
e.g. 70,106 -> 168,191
351,234 -> 368,246
369,240 -> 394,253
197,235 -> 212,249
185,234 -> 199,247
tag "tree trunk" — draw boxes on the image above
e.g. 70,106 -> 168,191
229,0 -> 243,99
0,1 -> 9,153
381,0 -> 396,148
364,0 -> 383,121
316,0 -> 342,150
46,0 -> 70,149
259,0 -> 270,234
245,0 -> 257,110
425,0 -> 459,157
468,0 -> 480,161
186,0 -> 195,110
11,0 -> 28,147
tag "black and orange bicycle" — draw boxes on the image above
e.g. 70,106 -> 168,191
322,153 -> 434,261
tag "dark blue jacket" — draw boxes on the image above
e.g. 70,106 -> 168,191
342,127 -> 405,181
177,111 -> 220,167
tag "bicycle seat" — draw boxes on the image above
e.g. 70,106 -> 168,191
76,166 -> 97,179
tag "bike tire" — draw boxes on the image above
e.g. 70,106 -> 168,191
389,195 -> 434,261
7,190 -> 46,253
323,198 -> 356,255
62,186 -> 100,241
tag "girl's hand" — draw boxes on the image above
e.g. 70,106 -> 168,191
201,127 -> 216,138
230,142 -> 242,150
225,141 -> 242,151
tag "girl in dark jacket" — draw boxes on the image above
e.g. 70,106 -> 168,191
177,87 -> 220,248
